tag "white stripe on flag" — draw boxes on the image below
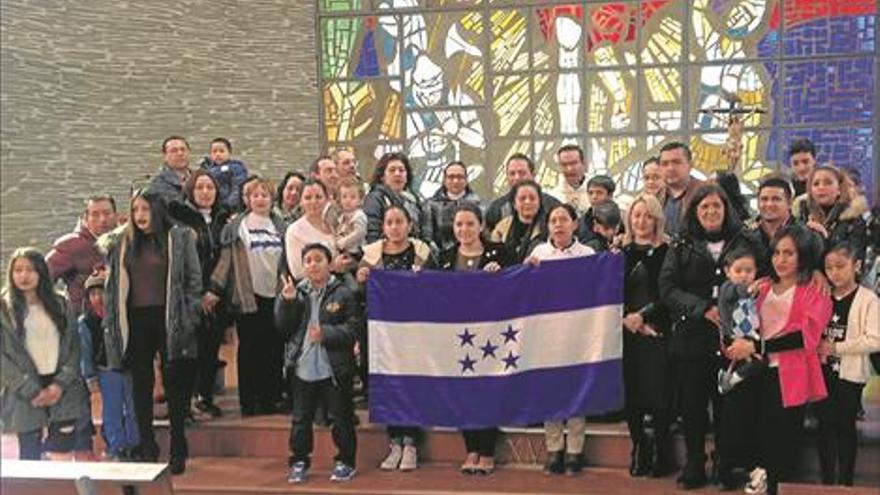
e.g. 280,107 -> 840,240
369,304 -> 622,377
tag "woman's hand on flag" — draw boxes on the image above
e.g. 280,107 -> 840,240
623,312 -> 644,333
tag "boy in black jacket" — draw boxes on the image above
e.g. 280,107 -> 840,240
276,243 -> 359,484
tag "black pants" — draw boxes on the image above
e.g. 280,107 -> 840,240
127,306 -> 197,461
462,428 -> 498,457
235,296 -> 283,413
195,311 -> 225,403
816,368 -> 864,486
675,356 -> 722,465
720,368 -> 803,494
289,375 -> 356,467
718,376 -> 761,472
757,369 -> 804,495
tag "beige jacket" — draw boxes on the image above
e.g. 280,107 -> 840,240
833,285 -> 880,384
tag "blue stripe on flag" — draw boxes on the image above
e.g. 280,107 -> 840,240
369,359 -> 623,428
367,253 -> 623,323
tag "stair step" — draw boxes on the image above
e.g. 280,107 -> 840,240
155,415 -> 634,468
174,457 -> 676,495
146,409 -> 880,484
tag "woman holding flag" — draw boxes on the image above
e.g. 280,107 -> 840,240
357,205 -> 436,472
524,203 -> 596,475
438,203 -> 514,475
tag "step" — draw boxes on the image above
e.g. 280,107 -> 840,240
174,458 -> 685,495
155,412 -> 634,469
143,391 -> 880,482
5,459 -> 878,495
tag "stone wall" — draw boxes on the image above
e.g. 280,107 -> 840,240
1,0 -> 318,266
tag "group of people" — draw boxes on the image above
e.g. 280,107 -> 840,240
1,135 -> 878,495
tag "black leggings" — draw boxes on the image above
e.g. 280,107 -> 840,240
195,311 -> 225,402
127,306 -> 197,460
816,368 -> 865,486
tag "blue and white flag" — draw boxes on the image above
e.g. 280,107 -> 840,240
367,254 -> 624,428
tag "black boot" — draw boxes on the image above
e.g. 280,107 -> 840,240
638,434 -> 654,476
170,455 -> 186,475
677,458 -> 708,490
710,450 -> 721,485
629,440 -> 643,477
650,432 -> 672,477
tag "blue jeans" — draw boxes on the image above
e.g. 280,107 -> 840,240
98,369 -> 140,456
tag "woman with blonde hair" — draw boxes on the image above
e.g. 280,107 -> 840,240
620,194 -> 673,477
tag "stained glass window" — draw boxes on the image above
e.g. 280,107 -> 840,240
319,0 -> 878,203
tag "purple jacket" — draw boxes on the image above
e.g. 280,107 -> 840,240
46,222 -> 104,314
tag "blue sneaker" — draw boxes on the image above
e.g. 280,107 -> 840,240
330,461 -> 357,482
287,461 -> 308,483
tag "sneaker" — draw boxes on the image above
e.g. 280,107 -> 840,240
744,467 -> 767,494
475,456 -> 495,476
380,444 -> 403,471
460,452 -> 479,475
399,445 -> 418,471
330,461 -> 357,482
287,461 -> 308,483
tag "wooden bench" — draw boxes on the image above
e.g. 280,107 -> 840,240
0,460 -> 173,495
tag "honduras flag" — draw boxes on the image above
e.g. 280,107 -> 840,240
367,254 -> 624,428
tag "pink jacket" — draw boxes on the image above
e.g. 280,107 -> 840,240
756,284 -> 832,408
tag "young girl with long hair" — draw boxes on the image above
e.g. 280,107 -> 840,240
1,248 -> 86,460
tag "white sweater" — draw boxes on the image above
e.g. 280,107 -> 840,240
833,286 -> 880,384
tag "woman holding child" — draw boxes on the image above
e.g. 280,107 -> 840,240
658,184 -> 763,489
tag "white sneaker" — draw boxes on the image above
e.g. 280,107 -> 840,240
380,444 -> 403,471
744,466 -> 767,494
399,445 -> 418,471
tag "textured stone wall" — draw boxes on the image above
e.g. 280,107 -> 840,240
1,0 -> 318,266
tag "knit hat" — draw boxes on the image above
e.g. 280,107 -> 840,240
84,271 -> 106,292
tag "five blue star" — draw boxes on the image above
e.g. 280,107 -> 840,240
479,339 -> 498,360
502,351 -> 520,370
459,353 -> 476,373
457,328 -> 476,347
501,325 -> 519,343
